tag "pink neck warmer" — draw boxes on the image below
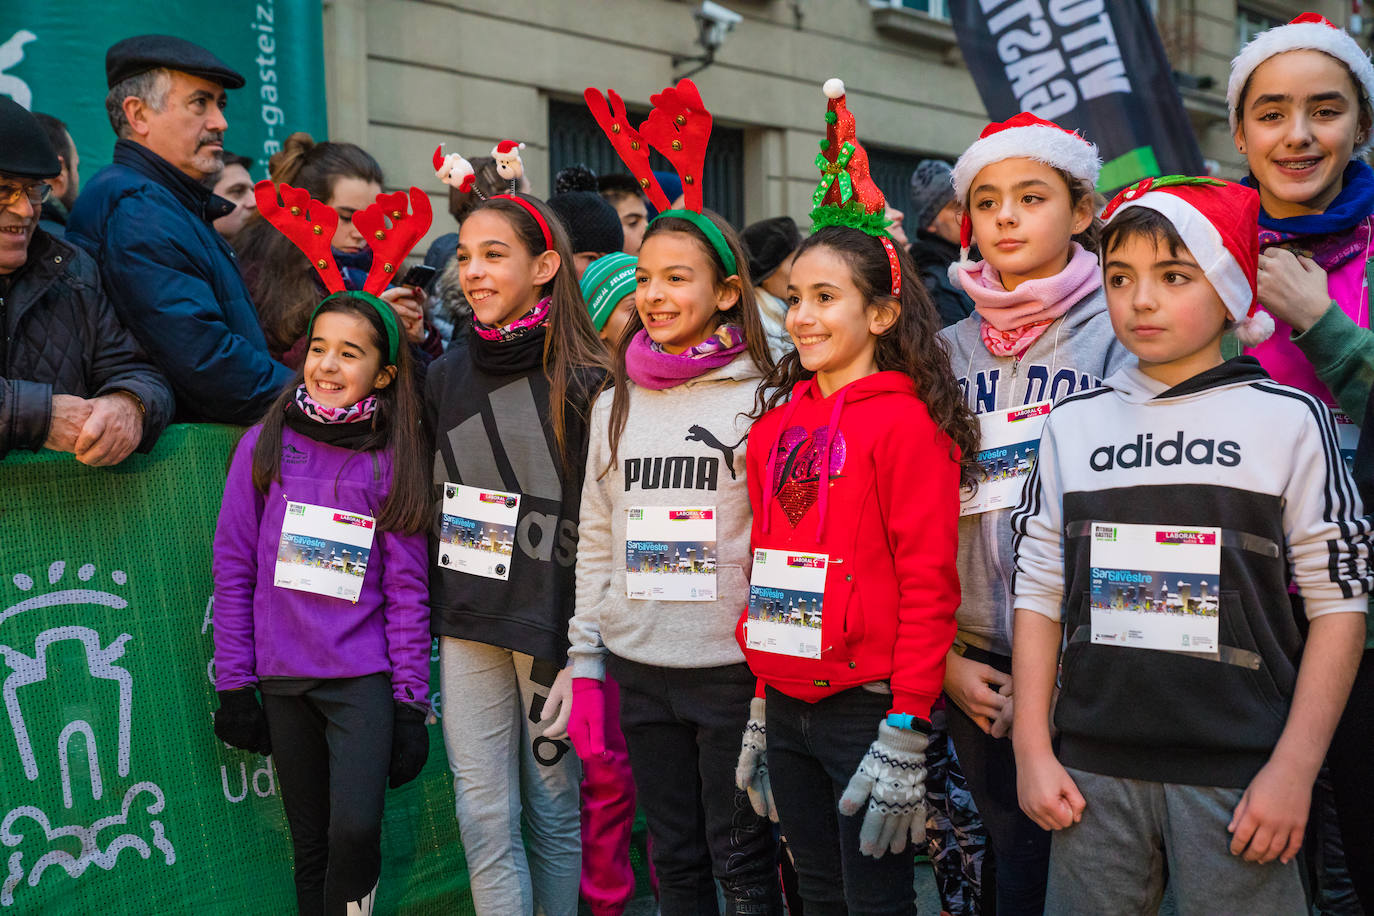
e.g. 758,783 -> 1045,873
958,243 -> 1101,357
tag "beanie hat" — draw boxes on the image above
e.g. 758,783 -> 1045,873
1101,175 -> 1272,345
742,216 -> 801,281
580,252 -> 638,331
0,96 -> 61,179
909,159 -> 955,231
1229,12 -> 1374,158
949,113 -> 1102,281
549,190 -> 625,254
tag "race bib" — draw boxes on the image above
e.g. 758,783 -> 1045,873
438,483 -> 520,581
1332,408 -> 1358,471
962,402 -> 1051,516
1089,522 -> 1220,654
274,501 -> 376,602
744,548 -> 827,659
625,506 -> 717,601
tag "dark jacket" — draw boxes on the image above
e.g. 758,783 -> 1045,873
425,325 -> 604,662
0,228 -> 173,457
67,140 -> 291,424
909,230 -> 974,328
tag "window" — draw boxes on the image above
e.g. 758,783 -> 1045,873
547,98 -> 745,227
870,0 -> 949,20
1236,7 -> 1283,51
865,145 -> 943,235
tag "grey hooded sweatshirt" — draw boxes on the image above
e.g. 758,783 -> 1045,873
939,286 -> 1133,655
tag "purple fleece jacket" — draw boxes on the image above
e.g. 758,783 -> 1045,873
213,424 -> 431,705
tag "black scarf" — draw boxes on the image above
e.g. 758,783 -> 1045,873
468,322 -> 547,375
283,399 -> 387,451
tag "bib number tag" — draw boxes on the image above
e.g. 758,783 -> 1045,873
744,548 -> 827,659
962,402 -> 1051,516
438,483 -> 520,580
625,506 -> 717,601
274,501 -> 376,601
1089,522 -> 1220,654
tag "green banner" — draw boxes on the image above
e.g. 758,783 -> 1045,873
0,425 -> 474,914
1,2 -> 327,175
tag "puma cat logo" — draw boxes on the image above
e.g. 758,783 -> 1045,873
685,425 -> 737,480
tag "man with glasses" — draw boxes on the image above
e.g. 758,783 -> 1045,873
0,96 -> 172,464
67,34 -> 290,424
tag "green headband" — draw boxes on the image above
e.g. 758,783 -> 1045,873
652,209 -> 738,277
311,291 -> 402,364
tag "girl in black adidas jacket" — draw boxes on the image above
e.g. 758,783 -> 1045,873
424,194 -> 608,914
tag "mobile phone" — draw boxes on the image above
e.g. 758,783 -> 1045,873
400,264 -> 437,289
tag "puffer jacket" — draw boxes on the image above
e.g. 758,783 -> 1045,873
0,227 -> 173,458
67,140 -> 292,424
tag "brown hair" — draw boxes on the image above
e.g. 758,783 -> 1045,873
250,293 -> 430,534
463,195 -> 612,467
603,210 -> 775,472
1101,206 -> 1188,259
755,227 -> 981,490
448,157 -> 512,224
234,133 -> 385,357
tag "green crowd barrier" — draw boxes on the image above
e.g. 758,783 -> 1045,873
0,425 -> 474,915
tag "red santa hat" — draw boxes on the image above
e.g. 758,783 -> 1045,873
492,140 -> 525,158
1228,12 -> 1374,157
1101,176 -> 1272,345
948,113 -> 1102,281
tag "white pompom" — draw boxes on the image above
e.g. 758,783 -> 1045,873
1233,309 -> 1275,347
823,78 -> 845,99
947,258 -> 976,288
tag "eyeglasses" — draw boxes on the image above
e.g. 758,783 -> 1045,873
0,182 -> 51,209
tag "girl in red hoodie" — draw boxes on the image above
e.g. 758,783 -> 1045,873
735,206 -> 979,909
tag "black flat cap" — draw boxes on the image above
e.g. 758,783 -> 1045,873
0,96 -> 60,179
106,34 -> 245,90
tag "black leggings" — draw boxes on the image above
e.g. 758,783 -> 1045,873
262,675 -> 394,916
1329,648 -> 1374,912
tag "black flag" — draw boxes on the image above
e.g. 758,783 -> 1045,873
951,0 -> 1205,192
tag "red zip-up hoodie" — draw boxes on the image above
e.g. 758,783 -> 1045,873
735,371 -> 960,718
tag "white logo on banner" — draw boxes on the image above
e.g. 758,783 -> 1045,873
0,562 -> 175,907
0,31 -> 37,110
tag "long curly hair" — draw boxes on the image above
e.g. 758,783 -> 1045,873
754,226 -> 981,490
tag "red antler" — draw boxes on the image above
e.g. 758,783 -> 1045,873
253,179 -> 345,293
639,79 -> 712,213
584,87 -> 671,212
353,187 -> 434,295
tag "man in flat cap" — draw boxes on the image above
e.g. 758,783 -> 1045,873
68,34 -> 290,424
0,96 -> 172,463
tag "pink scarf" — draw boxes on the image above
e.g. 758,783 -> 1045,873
957,243 -> 1102,357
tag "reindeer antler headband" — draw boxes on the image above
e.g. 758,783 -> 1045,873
583,79 -> 737,277
254,180 -> 433,363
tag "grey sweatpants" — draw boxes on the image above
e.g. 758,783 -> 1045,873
1046,767 -> 1306,916
438,637 -> 582,916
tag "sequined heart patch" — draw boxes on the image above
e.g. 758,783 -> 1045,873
771,425 -> 847,527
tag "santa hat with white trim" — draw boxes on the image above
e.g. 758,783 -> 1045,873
1101,175 -> 1272,346
1229,12 -> 1374,158
948,112 -> 1102,281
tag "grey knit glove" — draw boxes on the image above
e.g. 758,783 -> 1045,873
734,697 -> 777,822
838,721 -> 929,857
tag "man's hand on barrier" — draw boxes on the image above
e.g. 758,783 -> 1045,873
74,392 -> 144,467
45,394 -> 93,454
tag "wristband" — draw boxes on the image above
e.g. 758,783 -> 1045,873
886,713 -> 932,734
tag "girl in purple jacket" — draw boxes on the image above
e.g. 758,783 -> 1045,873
212,182 -> 433,916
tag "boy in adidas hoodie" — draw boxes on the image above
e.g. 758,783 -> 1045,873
1011,176 -> 1371,914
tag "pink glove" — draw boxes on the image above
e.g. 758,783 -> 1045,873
569,677 -> 609,761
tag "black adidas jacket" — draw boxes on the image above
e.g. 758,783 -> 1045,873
1012,358 -> 1371,788
424,325 -> 605,662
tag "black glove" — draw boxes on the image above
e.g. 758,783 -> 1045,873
214,687 -> 272,755
389,703 -> 430,788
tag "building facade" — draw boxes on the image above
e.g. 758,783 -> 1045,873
321,0 -> 1360,250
